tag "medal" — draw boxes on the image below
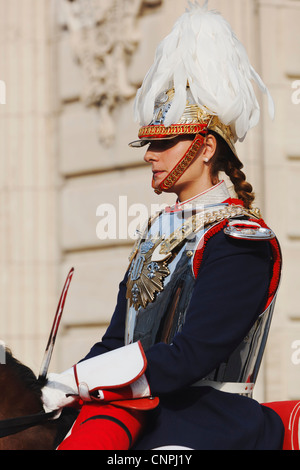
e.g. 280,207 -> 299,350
126,236 -> 171,311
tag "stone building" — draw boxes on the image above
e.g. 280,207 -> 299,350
0,0 -> 300,403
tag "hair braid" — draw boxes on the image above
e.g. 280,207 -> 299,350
208,131 -> 255,209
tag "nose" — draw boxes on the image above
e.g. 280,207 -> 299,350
144,148 -> 159,164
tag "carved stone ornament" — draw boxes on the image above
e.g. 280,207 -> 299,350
61,0 -> 163,146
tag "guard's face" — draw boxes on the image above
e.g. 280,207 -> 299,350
144,136 -> 197,191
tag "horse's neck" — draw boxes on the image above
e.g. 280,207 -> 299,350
0,365 -> 42,419
0,354 -> 59,450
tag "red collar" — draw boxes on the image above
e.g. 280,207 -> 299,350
223,198 -> 245,207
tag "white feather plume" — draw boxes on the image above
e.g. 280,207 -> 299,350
134,0 -> 274,142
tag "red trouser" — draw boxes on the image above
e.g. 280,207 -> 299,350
57,403 -> 145,450
263,401 -> 300,451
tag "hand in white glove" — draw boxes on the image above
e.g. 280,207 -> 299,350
42,372 -> 79,415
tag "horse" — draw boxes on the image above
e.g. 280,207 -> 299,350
0,347 -> 77,450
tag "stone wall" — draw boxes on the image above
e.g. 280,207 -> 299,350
0,0 -> 60,373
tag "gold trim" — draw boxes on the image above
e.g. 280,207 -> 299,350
138,124 -> 206,138
158,205 -> 261,257
126,204 -> 262,310
137,87 -> 238,157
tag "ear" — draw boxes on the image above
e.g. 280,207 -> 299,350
203,134 -> 217,163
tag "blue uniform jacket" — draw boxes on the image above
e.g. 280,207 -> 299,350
83,226 -> 284,450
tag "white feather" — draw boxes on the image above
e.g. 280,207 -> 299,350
134,0 -> 274,142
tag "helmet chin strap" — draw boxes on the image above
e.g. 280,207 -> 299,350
152,132 -> 207,195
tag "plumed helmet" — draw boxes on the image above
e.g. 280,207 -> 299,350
129,0 -> 274,157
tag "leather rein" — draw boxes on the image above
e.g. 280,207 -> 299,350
0,410 -> 57,438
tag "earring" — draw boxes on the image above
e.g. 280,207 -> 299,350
204,157 -> 209,163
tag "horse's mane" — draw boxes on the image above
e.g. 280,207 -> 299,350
0,347 -> 77,449
2,348 -> 45,399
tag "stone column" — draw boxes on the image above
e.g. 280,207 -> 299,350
0,0 -> 60,373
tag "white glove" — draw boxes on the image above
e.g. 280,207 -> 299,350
42,372 -> 79,414
41,342 -> 149,414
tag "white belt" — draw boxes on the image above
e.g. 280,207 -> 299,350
192,380 -> 255,396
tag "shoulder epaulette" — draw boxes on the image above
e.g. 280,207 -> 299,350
224,219 -> 276,241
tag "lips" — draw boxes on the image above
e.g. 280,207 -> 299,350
152,170 -> 166,177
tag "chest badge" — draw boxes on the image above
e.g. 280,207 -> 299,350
126,236 -> 171,311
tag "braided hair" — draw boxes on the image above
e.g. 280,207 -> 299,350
208,131 -> 255,209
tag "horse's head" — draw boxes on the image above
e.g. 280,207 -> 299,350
0,346 -> 76,450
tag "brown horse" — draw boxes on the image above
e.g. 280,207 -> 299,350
0,347 -> 77,450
